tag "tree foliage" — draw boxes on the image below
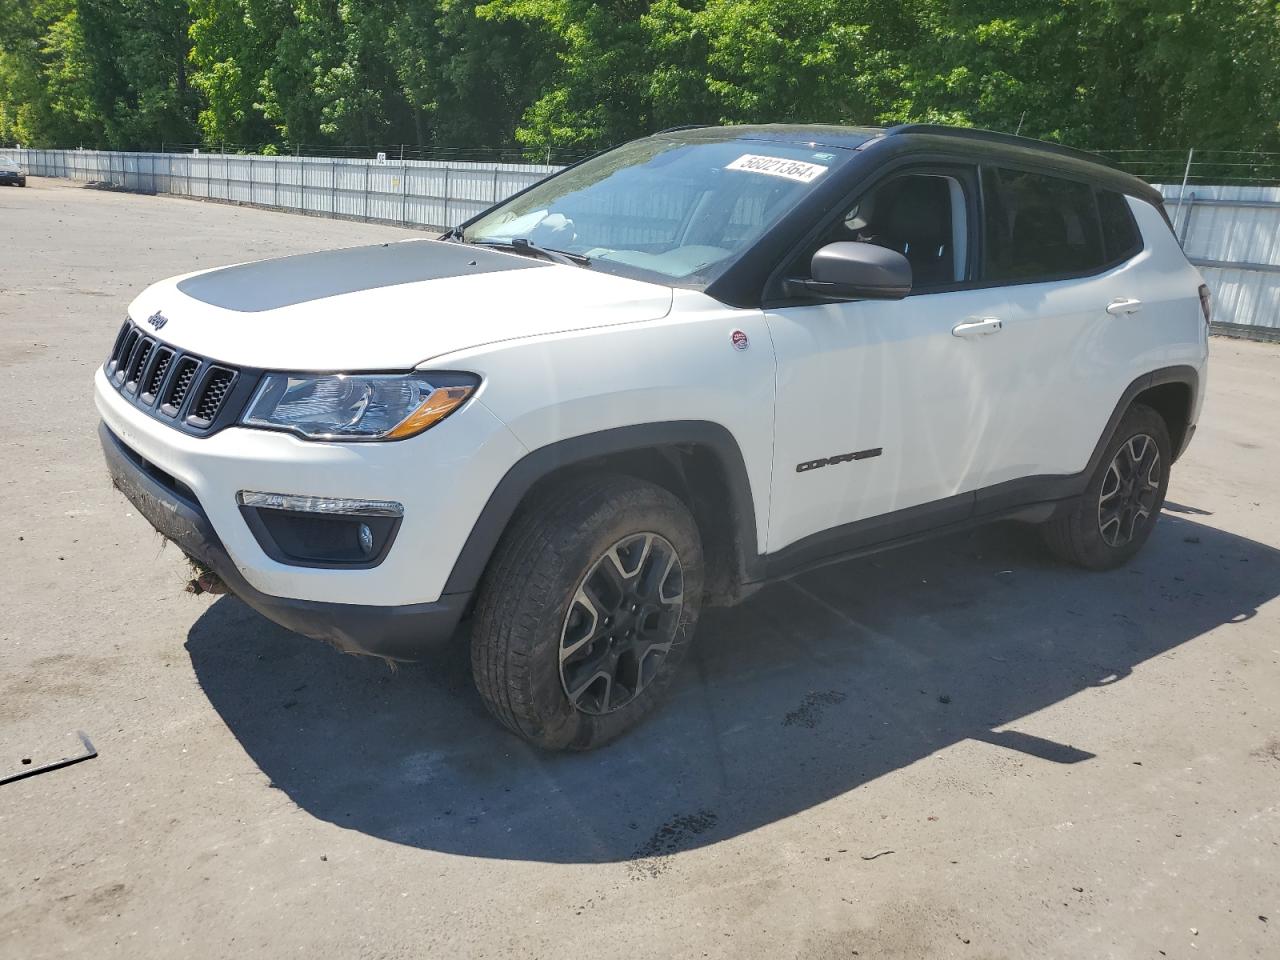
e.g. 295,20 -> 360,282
0,0 -> 1276,155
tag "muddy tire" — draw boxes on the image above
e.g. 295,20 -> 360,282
470,473 -> 703,751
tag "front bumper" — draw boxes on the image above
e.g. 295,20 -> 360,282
94,366 -> 524,607
99,422 -> 468,658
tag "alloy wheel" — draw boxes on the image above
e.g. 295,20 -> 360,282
558,532 -> 685,715
1097,433 -> 1161,547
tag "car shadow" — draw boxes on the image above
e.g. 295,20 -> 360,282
185,512 -> 1279,864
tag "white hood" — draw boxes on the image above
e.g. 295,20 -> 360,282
125,239 -> 674,370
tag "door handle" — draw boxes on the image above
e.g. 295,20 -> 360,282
952,318 -> 1003,338
1106,297 -> 1143,316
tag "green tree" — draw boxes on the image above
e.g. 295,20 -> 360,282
189,0 -> 287,147
0,0 -> 104,146
2,0 -> 1277,163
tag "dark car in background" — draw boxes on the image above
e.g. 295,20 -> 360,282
0,157 -> 27,187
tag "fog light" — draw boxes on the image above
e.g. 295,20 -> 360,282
236,491 -> 403,517
236,490 -> 403,567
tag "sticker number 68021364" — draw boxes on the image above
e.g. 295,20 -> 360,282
725,154 -> 829,184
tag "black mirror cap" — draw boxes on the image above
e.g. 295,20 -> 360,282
786,242 -> 913,301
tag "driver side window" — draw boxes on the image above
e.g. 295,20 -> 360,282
790,171 -> 971,291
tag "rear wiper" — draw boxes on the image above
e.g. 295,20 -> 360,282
470,237 -> 590,267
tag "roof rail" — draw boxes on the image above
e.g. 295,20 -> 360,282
883,124 -> 1110,166
653,124 -> 710,135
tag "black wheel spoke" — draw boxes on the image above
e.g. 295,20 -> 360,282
558,532 -> 684,716
1099,504 -> 1123,535
1097,432 -> 1162,548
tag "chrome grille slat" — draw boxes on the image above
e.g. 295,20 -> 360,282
191,367 -> 236,424
113,330 -> 140,383
124,338 -> 155,393
107,320 -> 132,374
163,357 -> 200,415
140,347 -> 174,404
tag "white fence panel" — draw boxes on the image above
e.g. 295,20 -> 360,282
1159,184 -> 1280,340
0,147 -> 560,237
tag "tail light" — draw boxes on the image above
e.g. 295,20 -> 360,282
1198,284 -> 1212,326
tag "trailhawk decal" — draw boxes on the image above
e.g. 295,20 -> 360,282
725,154 -> 829,184
796,448 -> 883,473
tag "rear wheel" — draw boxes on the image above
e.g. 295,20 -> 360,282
470,474 -> 703,750
1042,403 -> 1171,569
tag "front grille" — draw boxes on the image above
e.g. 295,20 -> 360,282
103,319 -> 247,434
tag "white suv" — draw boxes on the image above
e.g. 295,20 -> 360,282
97,124 -> 1209,750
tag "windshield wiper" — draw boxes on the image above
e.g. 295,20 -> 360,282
469,237 -> 590,267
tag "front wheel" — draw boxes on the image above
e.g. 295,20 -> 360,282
470,474 -> 703,750
1041,403 -> 1171,570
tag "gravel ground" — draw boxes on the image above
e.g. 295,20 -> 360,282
1,178 -> 1277,959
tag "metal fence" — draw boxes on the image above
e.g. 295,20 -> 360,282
3,147 -> 1277,341
1158,183 -> 1280,342
0,148 -> 560,230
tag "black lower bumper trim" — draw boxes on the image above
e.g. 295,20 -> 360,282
98,422 -> 467,659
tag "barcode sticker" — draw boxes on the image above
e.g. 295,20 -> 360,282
725,154 -> 829,183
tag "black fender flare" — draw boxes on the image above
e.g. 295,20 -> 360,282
440,421 -> 761,598
1091,365 -> 1200,469
972,364 -> 1199,516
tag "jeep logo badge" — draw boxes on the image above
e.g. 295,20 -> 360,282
145,311 -> 168,331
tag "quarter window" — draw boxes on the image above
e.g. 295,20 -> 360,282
1096,189 -> 1143,263
981,168 -> 1107,282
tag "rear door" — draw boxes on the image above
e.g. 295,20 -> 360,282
961,167 -> 1151,508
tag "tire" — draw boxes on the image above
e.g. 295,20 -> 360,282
1041,403 -> 1171,570
470,473 -> 704,750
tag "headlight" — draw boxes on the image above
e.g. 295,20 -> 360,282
242,372 -> 478,441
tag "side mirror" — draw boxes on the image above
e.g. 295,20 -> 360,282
785,242 -> 912,301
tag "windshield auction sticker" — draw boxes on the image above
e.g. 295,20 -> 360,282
725,154 -> 829,183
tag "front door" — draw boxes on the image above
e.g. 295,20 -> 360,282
764,167 -> 1008,558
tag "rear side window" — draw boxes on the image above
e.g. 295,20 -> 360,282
1096,189 -> 1143,262
981,168 -> 1106,282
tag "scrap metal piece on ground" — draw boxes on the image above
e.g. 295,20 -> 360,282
1,732 -> 97,786
861,849 -> 895,861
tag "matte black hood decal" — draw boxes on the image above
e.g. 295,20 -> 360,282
175,240 -> 545,313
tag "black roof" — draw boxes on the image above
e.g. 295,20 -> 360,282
654,123 -> 883,149
883,124 -> 1109,164
655,121 -> 1104,161
652,122 -> 1159,202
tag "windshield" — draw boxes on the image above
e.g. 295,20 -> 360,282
462,137 -> 850,287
